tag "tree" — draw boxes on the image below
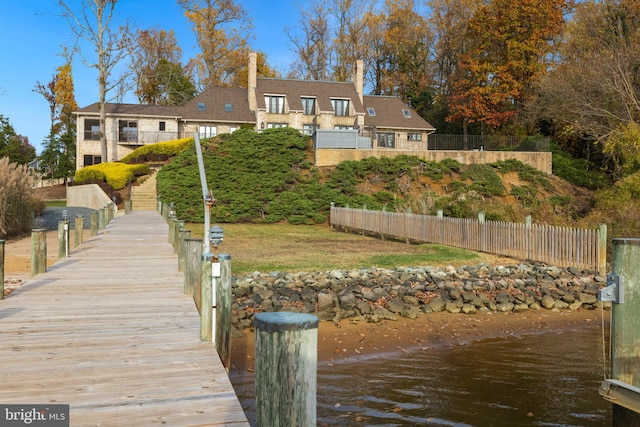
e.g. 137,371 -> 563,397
0,116 -> 36,165
178,0 -> 253,89
287,1 -> 331,80
59,0 -> 136,162
231,51 -> 277,88
447,0 -> 569,135
531,0 -> 640,176
328,0 -> 374,82
130,29 -> 194,104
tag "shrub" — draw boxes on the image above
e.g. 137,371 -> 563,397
75,162 -> 150,190
0,157 -> 43,238
120,137 -> 194,163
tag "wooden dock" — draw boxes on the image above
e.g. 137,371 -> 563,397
0,211 -> 249,426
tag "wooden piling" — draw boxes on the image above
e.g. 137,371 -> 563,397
254,312 -> 318,427
178,229 -> 191,272
74,215 -> 83,248
216,254 -> 232,370
58,221 -> 66,259
609,238 -> 640,425
31,229 -> 47,276
90,212 -> 98,236
174,220 -> 185,254
184,238 -> 202,296
200,255 -> 213,342
0,239 -> 4,300
599,223 -> 608,278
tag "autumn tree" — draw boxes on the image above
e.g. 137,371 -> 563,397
178,0 -> 253,89
130,29 -> 195,105
59,0 -> 136,162
447,0 -> 569,136
231,51 -> 277,88
328,0 -> 374,82
535,0 -> 640,177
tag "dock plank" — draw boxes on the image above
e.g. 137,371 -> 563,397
0,211 -> 249,426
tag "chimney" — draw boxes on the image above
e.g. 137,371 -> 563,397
354,59 -> 364,104
248,52 -> 257,112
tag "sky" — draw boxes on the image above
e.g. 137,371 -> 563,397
0,0 -> 300,155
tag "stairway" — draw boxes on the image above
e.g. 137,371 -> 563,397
130,170 -> 158,210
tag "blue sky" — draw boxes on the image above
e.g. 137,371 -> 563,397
0,0 -> 299,154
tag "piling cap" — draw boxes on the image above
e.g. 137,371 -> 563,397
254,312 -> 319,332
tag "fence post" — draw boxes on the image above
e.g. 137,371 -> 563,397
602,238 -> 640,425
184,238 -> 202,296
74,215 -> 83,248
178,229 -> 191,271
599,223 -> 608,277
478,212 -> 486,253
31,229 -> 47,276
216,253 -> 232,371
0,240 -> 4,300
168,215 -> 176,246
200,254 -> 213,341
255,312 -> 318,427
98,208 -> 105,230
124,199 -> 132,214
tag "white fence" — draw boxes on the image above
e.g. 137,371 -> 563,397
330,207 -> 606,273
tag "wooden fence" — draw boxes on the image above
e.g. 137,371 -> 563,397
330,206 -> 606,273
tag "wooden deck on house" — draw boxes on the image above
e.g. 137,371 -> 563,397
0,211 -> 249,426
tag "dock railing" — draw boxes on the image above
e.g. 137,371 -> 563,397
330,206 -> 607,275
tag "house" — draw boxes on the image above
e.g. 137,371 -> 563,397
74,52 -> 436,170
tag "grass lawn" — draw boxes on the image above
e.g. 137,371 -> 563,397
185,223 -> 515,274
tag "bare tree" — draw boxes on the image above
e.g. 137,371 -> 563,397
287,1 -> 331,80
59,0 -> 136,163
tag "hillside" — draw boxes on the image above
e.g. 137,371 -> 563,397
156,128 -> 597,229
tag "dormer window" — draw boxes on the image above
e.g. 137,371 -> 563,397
402,109 -> 412,118
331,98 -> 350,117
265,95 -> 285,113
301,97 -> 316,115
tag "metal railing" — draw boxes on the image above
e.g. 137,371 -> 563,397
428,134 -> 550,152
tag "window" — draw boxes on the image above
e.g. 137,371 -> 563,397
402,109 -> 412,118
83,155 -> 101,167
367,107 -> 376,116
84,119 -> 100,141
266,123 -> 287,129
303,124 -> 315,135
118,120 -> 138,143
198,102 -> 206,111
301,97 -> 316,115
159,121 -> 166,131
199,126 -> 217,138
331,99 -> 350,116
334,125 -> 354,130
265,95 -> 285,113
230,127 -> 238,133
408,133 -> 422,141
224,103 -> 233,112
377,132 -> 395,148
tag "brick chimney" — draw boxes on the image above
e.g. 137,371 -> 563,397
248,52 -> 257,112
354,59 -> 364,104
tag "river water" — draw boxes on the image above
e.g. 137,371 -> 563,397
230,325 -> 612,426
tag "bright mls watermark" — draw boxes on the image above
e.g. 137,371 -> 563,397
0,405 -> 69,426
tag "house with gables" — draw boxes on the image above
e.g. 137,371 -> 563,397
74,52 -> 436,170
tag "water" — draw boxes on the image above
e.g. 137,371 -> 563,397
231,326 -> 612,426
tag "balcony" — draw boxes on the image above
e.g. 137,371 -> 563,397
116,131 -> 183,146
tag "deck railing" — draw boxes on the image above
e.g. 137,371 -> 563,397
330,206 -> 606,273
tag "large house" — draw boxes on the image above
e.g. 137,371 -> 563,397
74,52 -> 435,169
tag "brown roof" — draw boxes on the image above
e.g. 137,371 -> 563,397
363,95 -> 435,131
181,86 -> 255,123
256,78 -> 365,113
76,103 -> 182,117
